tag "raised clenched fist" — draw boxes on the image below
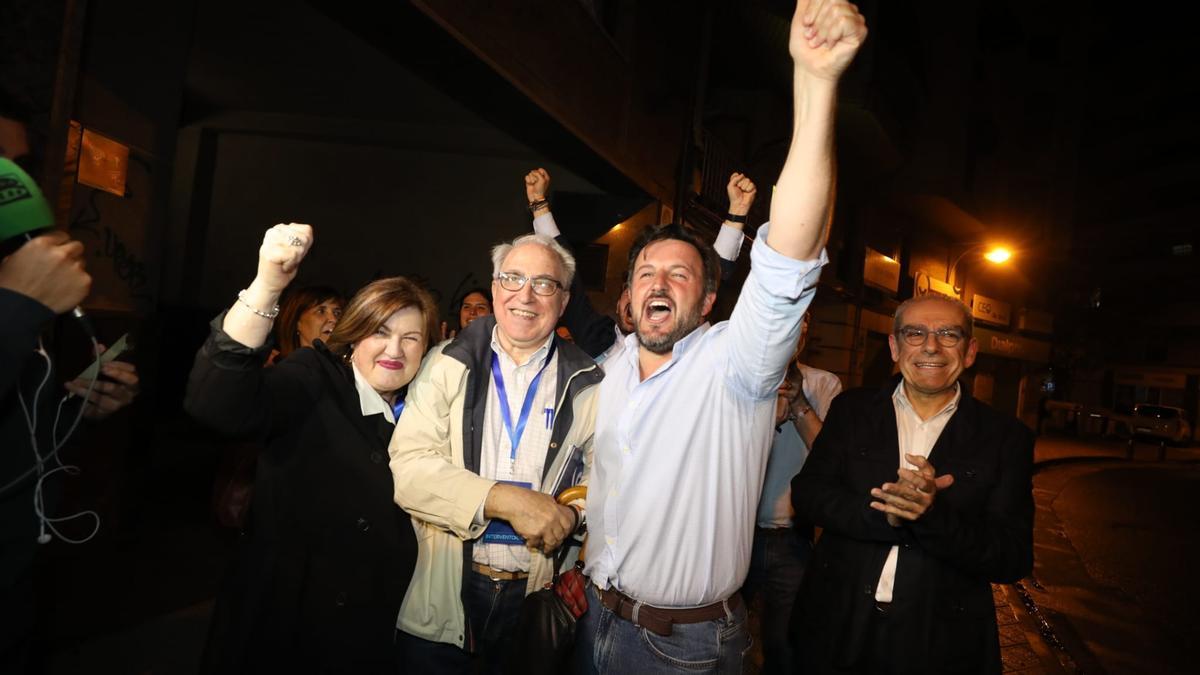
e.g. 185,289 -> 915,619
525,168 -> 551,203
255,223 -> 313,293
727,172 -> 757,217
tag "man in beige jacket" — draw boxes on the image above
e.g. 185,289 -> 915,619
388,233 -> 602,674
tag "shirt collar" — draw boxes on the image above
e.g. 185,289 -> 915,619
352,361 -> 395,424
490,326 -> 555,368
621,321 -> 711,373
893,380 -> 961,421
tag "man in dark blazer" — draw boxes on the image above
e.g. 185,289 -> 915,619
790,294 -> 1034,675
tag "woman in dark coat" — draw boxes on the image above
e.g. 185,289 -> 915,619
186,223 -> 436,674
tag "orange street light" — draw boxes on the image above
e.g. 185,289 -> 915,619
948,243 -> 1015,293
983,247 -> 1012,264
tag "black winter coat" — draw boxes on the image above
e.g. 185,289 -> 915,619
186,315 -> 416,674
790,378 -> 1034,675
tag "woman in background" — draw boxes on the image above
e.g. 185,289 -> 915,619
439,287 -> 491,340
269,285 -> 345,363
455,287 -> 491,332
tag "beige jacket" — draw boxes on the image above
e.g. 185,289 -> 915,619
388,321 -> 602,648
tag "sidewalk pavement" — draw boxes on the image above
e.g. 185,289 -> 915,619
995,583 -> 1063,674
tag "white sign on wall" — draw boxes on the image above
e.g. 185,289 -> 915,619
972,293 -> 1011,327
913,270 -> 958,299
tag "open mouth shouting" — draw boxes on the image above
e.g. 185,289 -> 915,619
635,290 -> 704,355
643,297 -> 675,326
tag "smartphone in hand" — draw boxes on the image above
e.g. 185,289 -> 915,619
74,333 -> 130,382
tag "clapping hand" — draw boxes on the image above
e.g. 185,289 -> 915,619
870,454 -> 955,525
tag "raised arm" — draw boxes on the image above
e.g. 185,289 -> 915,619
767,0 -> 866,260
223,223 -> 313,348
185,224 -> 321,439
525,168 -> 620,358
716,172 -> 756,281
723,1 -> 866,401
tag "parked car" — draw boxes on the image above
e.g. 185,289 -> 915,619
1130,404 -> 1192,445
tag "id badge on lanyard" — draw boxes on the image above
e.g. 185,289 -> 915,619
483,342 -> 556,545
481,480 -> 534,544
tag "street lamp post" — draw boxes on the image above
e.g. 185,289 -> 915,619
947,243 -> 1013,294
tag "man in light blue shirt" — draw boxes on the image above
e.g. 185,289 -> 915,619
574,2 -> 868,673
742,313 -> 842,675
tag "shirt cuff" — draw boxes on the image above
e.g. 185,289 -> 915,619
532,212 -> 561,238
472,499 -> 488,528
749,223 -> 828,299
712,223 -> 744,262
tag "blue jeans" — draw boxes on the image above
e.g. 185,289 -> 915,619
740,528 -> 811,675
400,571 -> 527,675
574,583 -> 750,674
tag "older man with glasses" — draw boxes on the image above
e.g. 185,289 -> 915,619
790,293 -> 1035,675
388,233 -> 603,674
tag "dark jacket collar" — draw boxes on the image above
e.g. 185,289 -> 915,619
438,314 -> 603,478
311,340 -> 396,449
870,374 -> 980,467
441,315 -> 602,403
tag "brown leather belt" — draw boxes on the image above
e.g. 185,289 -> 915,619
595,584 -> 741,637
471,562 -> 529,581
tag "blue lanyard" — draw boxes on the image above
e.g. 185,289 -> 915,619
490,340 -> 557,462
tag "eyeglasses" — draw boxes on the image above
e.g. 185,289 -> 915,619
495,272 -> 563,296
897,326 -> 966,347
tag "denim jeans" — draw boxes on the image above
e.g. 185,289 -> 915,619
399,570 -> 527,675
740,528 -> 811,675
574,583 -> 750,674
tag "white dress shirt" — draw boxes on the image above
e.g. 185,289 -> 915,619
584,224 -> 827,608
874,381 -> 961,602
473,328 -> 559,573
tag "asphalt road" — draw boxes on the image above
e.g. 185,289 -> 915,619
1027,434 -> 1200,674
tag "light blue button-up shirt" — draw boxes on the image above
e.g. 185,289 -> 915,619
584,224 -> 827,607
756,364 -> 843,528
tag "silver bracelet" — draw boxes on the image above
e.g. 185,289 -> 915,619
236,289 -> 279,319
789,404 -> 812,422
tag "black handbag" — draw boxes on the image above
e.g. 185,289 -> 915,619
505,541 -> 583,674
